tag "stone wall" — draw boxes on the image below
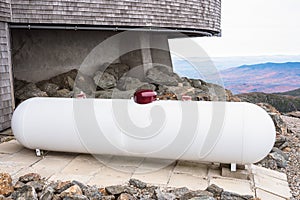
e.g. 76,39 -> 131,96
0,22 -> 13,131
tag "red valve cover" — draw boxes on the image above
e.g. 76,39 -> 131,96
134,89 -> 157,104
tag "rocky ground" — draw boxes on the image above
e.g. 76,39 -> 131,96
253,104 -> 300,199
0,173 -> 258,200
281,116 -> 300,199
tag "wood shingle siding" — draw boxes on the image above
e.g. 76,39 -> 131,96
0,21 -> 13,131
5,0 -> 221,34
0,0 -> 10,22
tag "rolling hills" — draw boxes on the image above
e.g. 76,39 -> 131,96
220,62 -> 300,94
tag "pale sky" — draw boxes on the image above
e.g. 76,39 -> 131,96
192,0 -> 300,57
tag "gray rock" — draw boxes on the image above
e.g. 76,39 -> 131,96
191,79 -> 202,88
164,86 -> 195,100
129,179 -> 147,189
71,181 -> 87,191
14,79 -> 28,91
82,186 -> 102,200
94,71 -> 117,89
105,185 -> 125,195
124,187 -> 139,195
102,195 -> 116,200
137,83 -> 156,91
155,188 -> 176,200
193,89 -> 210,101
60,184 -> 82,198
189,197 -> 215,200
270,152 -> 287,168
117,76 -> 144,91
40,186 -> 54,200
47,69 -> 78,90
37,82 -> 59,96
15,83 -> 48,101
275,135 -> 287,148
105,63 -> 130,80
258,156 -> 278,170
112,89 -> 135,99
117,193 -> 136,200
67,76 -> 75,90
206,83 -> 227,101
220,191 -> 253,200
14,181 -> 25,190
172,187 -> 189,197
54,181 -> 74,194
94,89 -> 114,99
179,190 -> 213,200
75,72 -> 96,94
181,77 -> 192,87
272,147 -> 289,160
56,89 -> 72,98
63,194 -> 88,200
26,180 -> 45,192
206,184 -> 223,197
19,173 -> 41,183
145,65 -> 181,86
12,185 -> 38,200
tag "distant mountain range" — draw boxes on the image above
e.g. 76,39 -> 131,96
173,56 -> 300,94
220,62 -> 300,94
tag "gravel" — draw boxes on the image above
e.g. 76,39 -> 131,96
281,116 -> 300,200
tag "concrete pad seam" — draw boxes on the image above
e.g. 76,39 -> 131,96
255,187 -> 290,199
166,160 -> 178,185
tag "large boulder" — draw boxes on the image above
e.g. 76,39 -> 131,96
94,71 -> 117,90
74,72 -> 96,95
145,65 -> 181,86
104,63 -> 130,80
45,69 -> 78,90
256,103 -> 287,135
36,82 -> 59,96
117,76 -> 144,91
15,81 -> 48,102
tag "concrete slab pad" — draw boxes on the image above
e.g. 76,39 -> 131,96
0,148 -> 41,165
174,161 -> 208,177
49,173 -> 93,184
88,166 -> 134,187
256,188 -> 288,200
0,161 -> 27,175
208,168 -> 221,178
251,164 -> 287,181
168,173 -> 209,190
108,156 -> 144,168
61,154 -> 104,176
210,177 -> 255,196
0,140 -> 24,154
254,173 -> 291,198
221,167 -> 249,180
136,158 -> 175,170
132,166 -> 173,186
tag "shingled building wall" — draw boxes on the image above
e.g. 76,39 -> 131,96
9,0 -> 221,34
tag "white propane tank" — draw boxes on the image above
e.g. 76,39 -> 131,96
12,97 -> 276,164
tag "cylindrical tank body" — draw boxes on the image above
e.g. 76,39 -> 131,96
12,97 -> 275,164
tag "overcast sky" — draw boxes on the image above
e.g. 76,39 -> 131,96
182,0 -> 300,57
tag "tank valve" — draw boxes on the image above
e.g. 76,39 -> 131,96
134,89 -> 157,104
